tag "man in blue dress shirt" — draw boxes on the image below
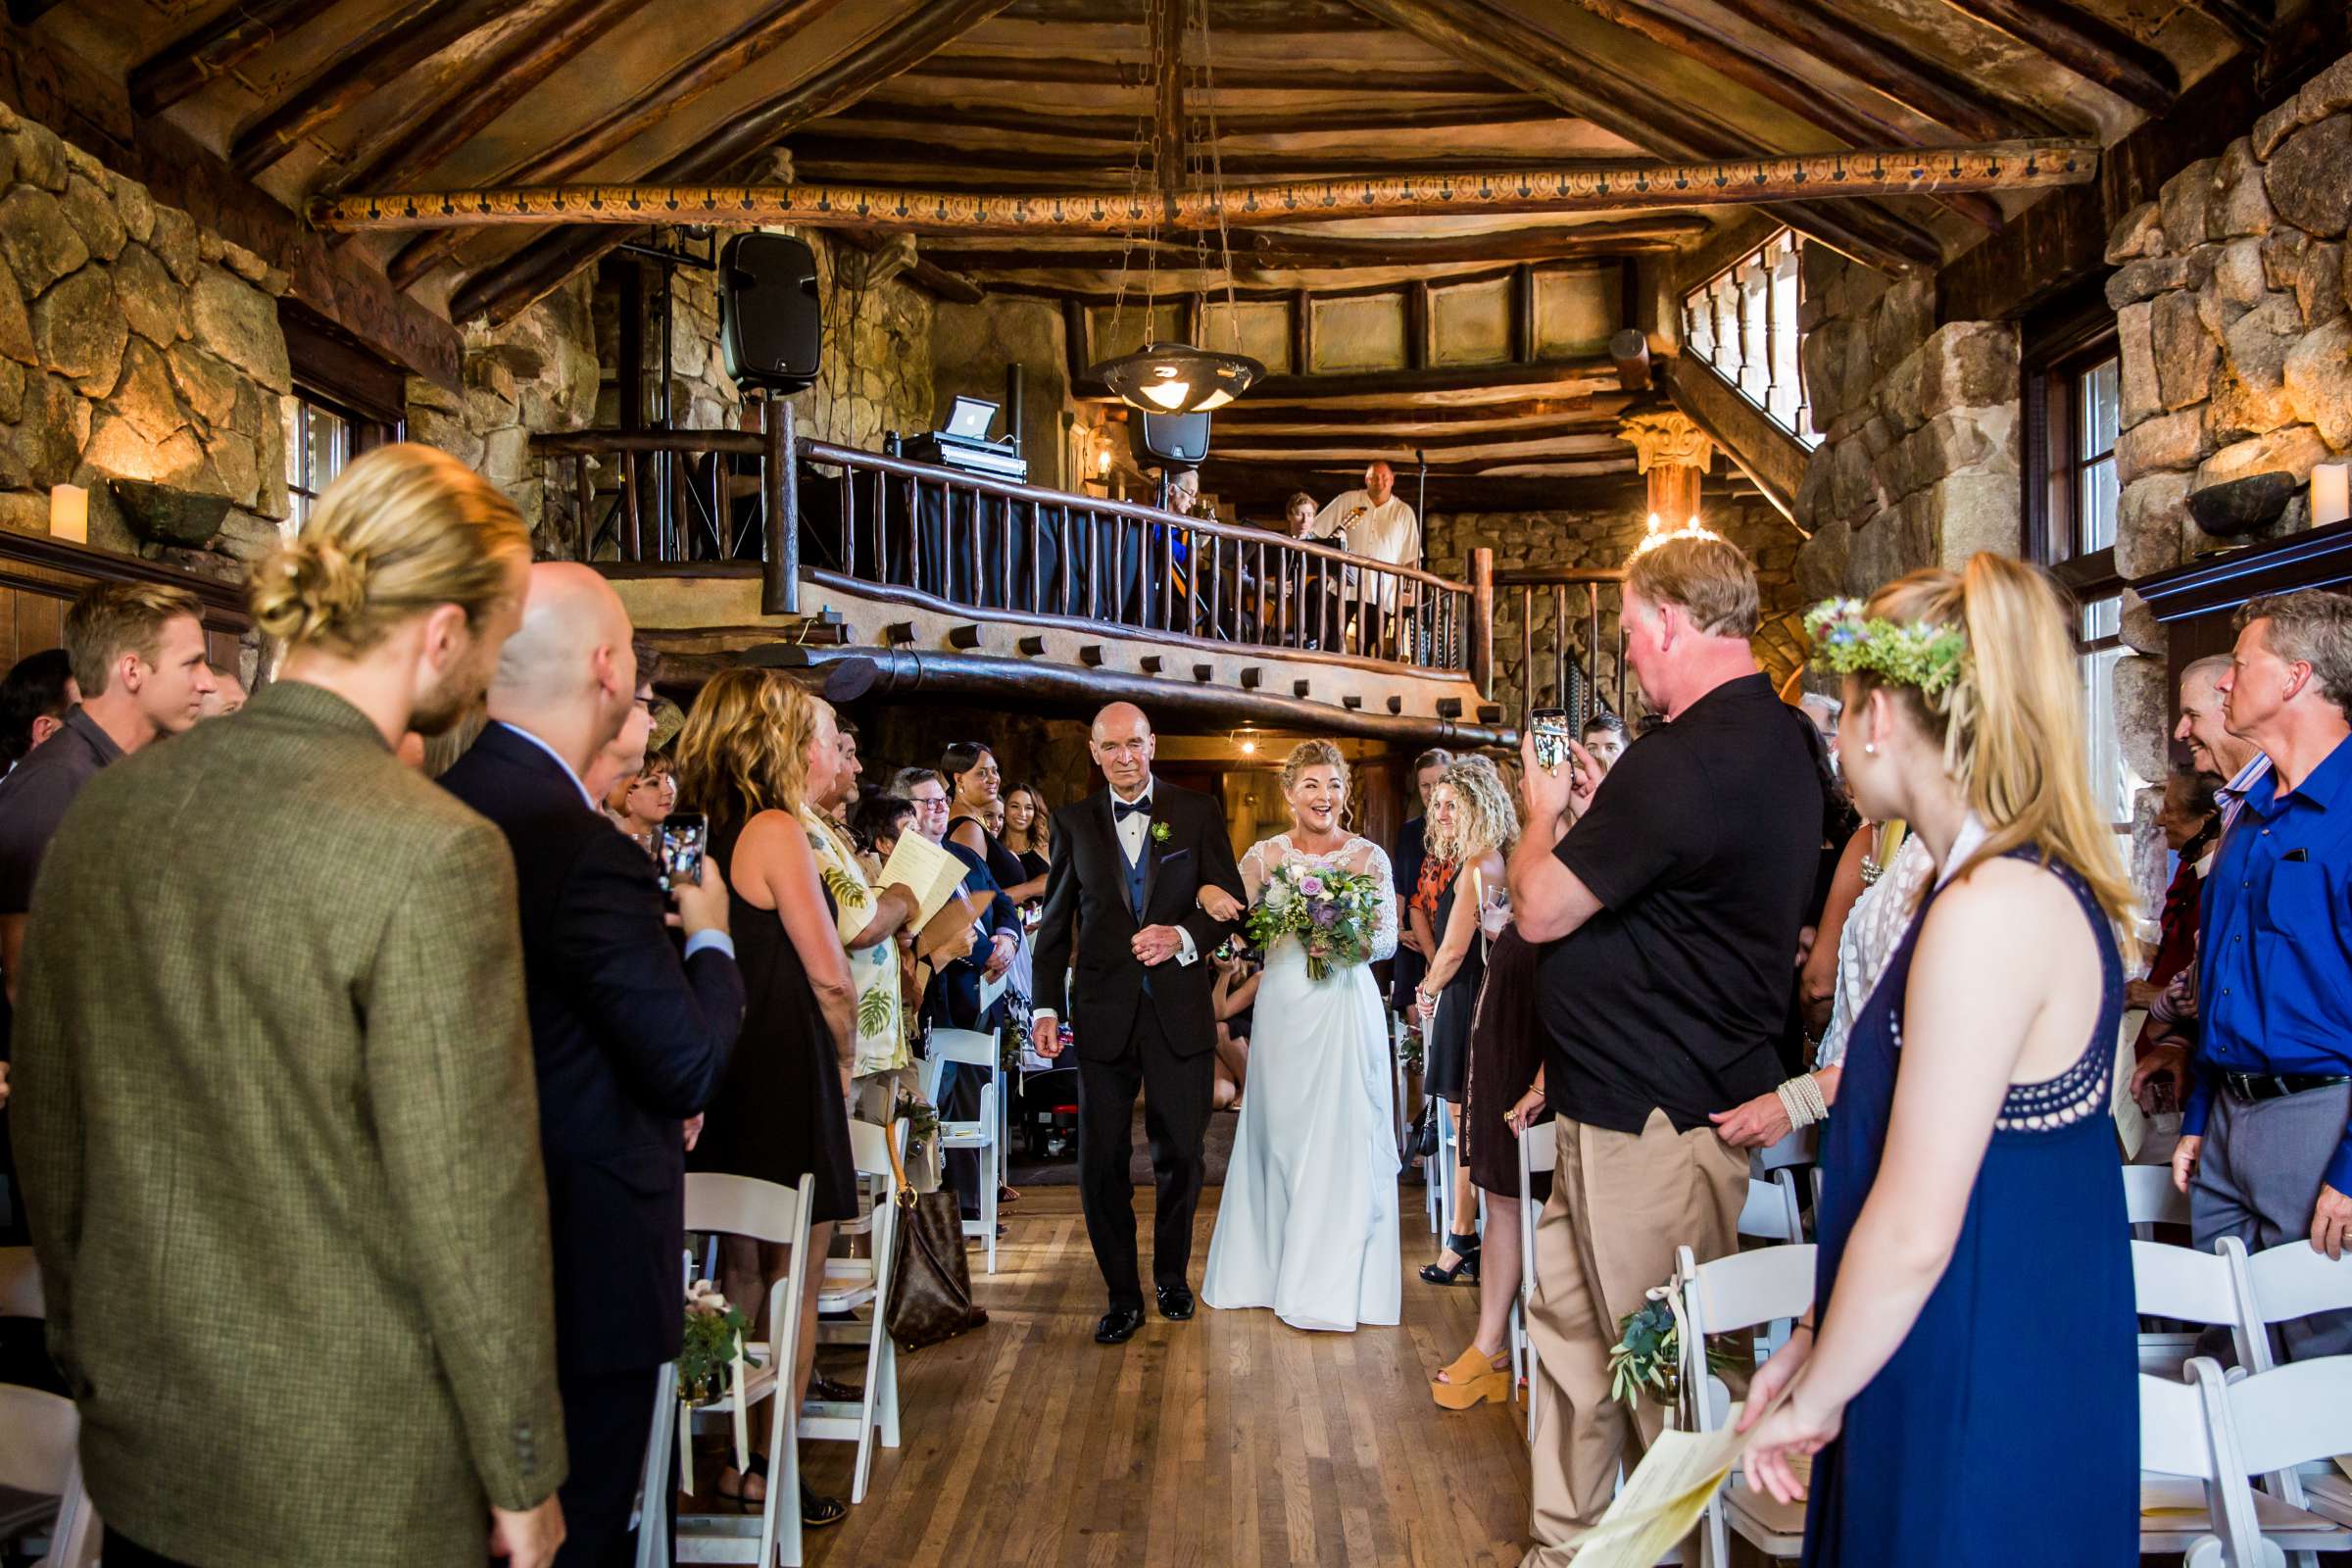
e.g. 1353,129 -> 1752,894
2175,589 -> 2352,1358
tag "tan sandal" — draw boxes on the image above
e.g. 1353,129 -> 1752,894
1430,1345 -> 1511,1411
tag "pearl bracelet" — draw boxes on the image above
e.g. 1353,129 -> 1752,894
1776,1072 -> 1829,1130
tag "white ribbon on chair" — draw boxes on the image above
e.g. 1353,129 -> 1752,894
675,1346 -> 753,1496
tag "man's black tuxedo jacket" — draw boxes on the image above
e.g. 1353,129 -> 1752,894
441,721 -> 744,1374
1031,778 -> 1244,1063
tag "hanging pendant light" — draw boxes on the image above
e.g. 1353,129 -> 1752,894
1094,340 -> 1262,415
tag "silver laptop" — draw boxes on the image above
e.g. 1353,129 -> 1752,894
944,396 -> 998,440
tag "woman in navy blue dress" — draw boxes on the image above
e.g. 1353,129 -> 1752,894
1739,556 -> 2140,1566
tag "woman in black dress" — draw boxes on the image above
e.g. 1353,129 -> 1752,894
1414,758 -> 1517,1287
673,666 -> 858,1529
943,741 -> 1049,905
1002,780 -> 1053,894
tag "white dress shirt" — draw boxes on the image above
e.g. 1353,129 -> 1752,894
1305,490 -> 1420,614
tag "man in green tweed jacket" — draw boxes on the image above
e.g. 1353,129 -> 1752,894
12,445 -> 566,1568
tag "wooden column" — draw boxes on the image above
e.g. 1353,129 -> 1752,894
762,398 -> 800,615
1469,546 -> 1494,700
1620,412 -> 1714,527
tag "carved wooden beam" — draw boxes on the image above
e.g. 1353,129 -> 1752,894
826,94 -> 1560,141
230,0 -> 521,179
1153,0 -> 1185,199
314,139 -> 2093,245
128,0 -> 328,118
1558,0 -> 2003,232
784,136 -> 1680,186
1342,0 -> 1945,270
1609,327 -> 1651,392
330,0 -> 655,195
384,0 -> 854,288
1705,0 -> 2062,141
1935,0 -> 2178,115
444,0 -> 1017,323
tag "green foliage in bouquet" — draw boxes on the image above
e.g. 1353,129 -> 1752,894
895,1090 -> 940,1155
677,1280 -> 752,1403
1244,860 -> 1385,982
1606,1297 -> 1738,1409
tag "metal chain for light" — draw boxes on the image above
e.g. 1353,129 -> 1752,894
1193,0 -> 1242,355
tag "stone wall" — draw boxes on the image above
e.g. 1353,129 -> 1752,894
932,293 -> 1076,491
801,233 -> 935,450
0,105 -> 291,578
1789,247 -> 2022,603
1425,498 -> 1805,720
2106,52 -> 2352,790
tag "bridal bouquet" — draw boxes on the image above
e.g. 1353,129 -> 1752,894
1246,860 -> 1383,982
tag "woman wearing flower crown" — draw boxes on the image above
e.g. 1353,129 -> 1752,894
1738,555 -> 2139,1566
1200,738 -> 1402,1332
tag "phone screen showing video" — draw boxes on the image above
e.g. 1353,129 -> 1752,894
658,813 -> 708,894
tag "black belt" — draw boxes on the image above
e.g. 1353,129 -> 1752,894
2222,1071 -> 2352,1103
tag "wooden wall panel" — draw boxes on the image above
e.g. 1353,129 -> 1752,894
1308,293 -> 1405,373
1430,275 -> 1512,368
1200,299 -> 1293,374
1535,265 -> 1618,359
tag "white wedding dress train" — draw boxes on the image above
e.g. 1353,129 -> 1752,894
1201,834 -> 1401,1333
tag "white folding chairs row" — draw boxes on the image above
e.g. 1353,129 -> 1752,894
2124,1161 -> 2193,1236
805,1120 -> 906,1506
1514,1119 -> 1560,1443
1675,1240 -> 1817,1568
0,1250 -> 96,1568
2140,1356 -> 2352,1566
924,1027 -> 1003,1275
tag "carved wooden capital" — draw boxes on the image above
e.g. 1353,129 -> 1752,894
1619,412 -> 1714,474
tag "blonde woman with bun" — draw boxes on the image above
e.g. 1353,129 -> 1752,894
1201,739 -> 1402,1333
672,666 -> 859,1530
12,445 -> 574,1568
1738,556 -> 2139,1567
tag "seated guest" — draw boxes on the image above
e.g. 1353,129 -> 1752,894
14,443 -> 566,1568
604,750 -> 676,852
1280,490 -> 1318,540
197,667 -> 246,718
673,669 -> 859,1529
1579,711 -> 1628,770
0,648 -> 76,772
1740,558 -> 2139,1564
439,563 -> 744,1568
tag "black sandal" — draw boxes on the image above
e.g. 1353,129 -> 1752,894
803,1480 -> 847,1529
809,1371 -> 860,1403
1419,1231 -> 1482,1286
716,1452 -> 767,1509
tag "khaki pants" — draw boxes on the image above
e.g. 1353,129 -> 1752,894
1521,1109 -> 1749,1565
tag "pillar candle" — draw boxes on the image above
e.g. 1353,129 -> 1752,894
48,484 -> 87,544
2313,463 -> 2350,528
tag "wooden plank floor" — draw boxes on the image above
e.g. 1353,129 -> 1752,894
794,1181 -> 1534,1567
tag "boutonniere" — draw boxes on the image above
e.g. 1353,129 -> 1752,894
1151,821 -> 1172,846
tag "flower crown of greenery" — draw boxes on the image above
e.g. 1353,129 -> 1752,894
1803,598 -> 1969,696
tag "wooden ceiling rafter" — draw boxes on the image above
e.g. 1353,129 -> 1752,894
1933,0 -> 2179,115
447,0 -> 1024,324
127,0 -> 327,118
900,55 -> 1513,92
815,95 -> 1563,141
328,0 -> 659,196
1338,0 -> 1945,271
228,0 -> 524,179
385,0 -> 857,288
783,136 -> 1708,183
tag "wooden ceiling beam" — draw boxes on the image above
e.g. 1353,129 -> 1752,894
1153,0 -> 1185,198
386,0 -> 854,288
1556,0 -> 2003,232
901,55 -> 1511,92
825,95 -> 1561,140
1342,0 -> 1943,270
785,136 -> 1684,182
1934,0 -> 2178,115
1002,0 -> 1368,28
329,0 -> 656,195
1212,395 -> 1625,429
128,0 -> 327,118
1705,0 -> 2064,141
921,218 -> 1707,274
1210,418 -> 1632,458
448,0 -> 1020,324
229,0 -> 520,179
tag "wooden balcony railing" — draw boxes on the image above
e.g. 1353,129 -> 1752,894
1494,565 -> 1628,729
534,402 -> 1495,692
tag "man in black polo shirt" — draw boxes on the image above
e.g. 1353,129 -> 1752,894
1507,533 -> 1822,1563
0,583 -> 214,1242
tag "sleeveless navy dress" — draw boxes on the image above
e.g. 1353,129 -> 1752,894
1802,851 -> 2137,1567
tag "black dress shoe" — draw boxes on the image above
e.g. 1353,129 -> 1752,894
1096,1305 -> 1146,1345
1155,1283 -> 1196,1321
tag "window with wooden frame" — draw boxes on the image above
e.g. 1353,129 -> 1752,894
2025,299 -> 2129,830
1681,229 -> 1818,447
279,306 -> 406,537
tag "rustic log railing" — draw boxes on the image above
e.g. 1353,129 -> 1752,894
1494,564 -> 1629,730
533,407 -> 1494,691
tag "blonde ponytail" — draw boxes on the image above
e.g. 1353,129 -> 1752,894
1862,555 -> 2138,948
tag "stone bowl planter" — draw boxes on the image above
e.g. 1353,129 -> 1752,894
2185,471 -> 2299,539
109,478 -> 231,548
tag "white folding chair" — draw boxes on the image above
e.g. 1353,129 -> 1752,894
1434,1096 -> 1462,1242
2124,1162 -> 2192,1238
1515,1120 -> 1558,1443
0,1384 -> 95,1568
1677,1241 -> 1816,1568
1737,1178 -> 1801,1246
930,1027 -> 1002,1274
2141,1357 -> 2352,1566
674,1172 -> 815,1568
2233,1240 -> 2352,1531
1752,1127 -> 1815,1243
2132,1236 -> 2255,1379
803,1120 -> 906,1505
1390,1014 -> 1412,1158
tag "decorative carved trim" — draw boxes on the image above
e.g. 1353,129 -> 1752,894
309,139 -> 2097,235
1618,412 -> 1715,474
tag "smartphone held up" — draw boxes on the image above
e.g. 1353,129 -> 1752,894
657,812 -> 708,893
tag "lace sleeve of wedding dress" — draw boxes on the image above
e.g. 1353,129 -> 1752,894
1240,836 -> 1276,904
1350,838 -> 1399,963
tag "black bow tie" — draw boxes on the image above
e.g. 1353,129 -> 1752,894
1114,797 -> 1152,820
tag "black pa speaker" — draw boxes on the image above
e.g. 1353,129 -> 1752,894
719,232 -> 822,393
1129,411 -> 1210,466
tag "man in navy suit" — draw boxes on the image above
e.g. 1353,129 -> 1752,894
440,564 -> 744,1568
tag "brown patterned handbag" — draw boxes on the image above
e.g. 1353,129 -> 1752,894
883,1117 -> 989,1351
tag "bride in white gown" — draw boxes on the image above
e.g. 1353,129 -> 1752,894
1202,739 -> 1401,1333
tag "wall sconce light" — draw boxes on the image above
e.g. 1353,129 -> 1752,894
2315,463 -> 2350,528
1231,726 -> 1259,757
48,484 -> 87,544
